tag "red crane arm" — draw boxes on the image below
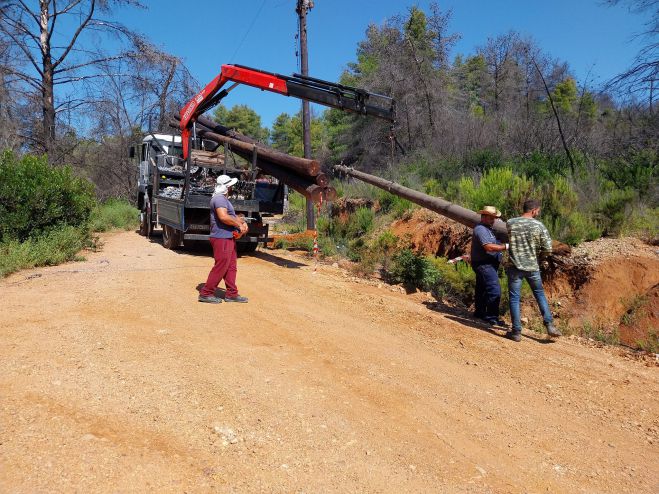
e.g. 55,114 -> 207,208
179,65 -> 289,159
179,63 -> 396,160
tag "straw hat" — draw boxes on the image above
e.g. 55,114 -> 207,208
478,206 -> 502,218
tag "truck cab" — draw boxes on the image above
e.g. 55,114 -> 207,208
133,132 -> 285,252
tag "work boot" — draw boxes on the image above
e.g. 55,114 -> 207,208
545,322 -> 562,338
505,331 -> 522,342
198,295 -> 222,304
225,295 -> 248,303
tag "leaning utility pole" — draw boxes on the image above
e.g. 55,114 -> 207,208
297,0 -> 315,229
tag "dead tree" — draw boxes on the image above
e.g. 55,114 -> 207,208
0,0 -> 142,155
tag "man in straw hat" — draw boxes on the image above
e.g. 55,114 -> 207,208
504,199 -> 561,342
198,175 -> 249,304
471,206 -> 509,326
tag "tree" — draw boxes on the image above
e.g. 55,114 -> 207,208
0,0 -> 143,155
212,104 -> 269,143
605,0 -> 658,109
78,40 -> 195,199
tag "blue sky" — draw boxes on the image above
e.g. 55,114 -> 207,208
119,0 -> 647,128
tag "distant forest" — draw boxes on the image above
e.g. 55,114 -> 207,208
1,1 -> 657,241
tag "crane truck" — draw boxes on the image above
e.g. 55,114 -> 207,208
134,64 -> 395,251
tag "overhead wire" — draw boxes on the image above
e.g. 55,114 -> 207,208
229,0 -> 268,63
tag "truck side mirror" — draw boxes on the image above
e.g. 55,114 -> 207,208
129,146 -> 135,158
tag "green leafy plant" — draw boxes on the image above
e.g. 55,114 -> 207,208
88,199 -> 139,232
0,151 -> 95,242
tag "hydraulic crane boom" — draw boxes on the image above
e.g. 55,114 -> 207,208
179,64 -> 395,159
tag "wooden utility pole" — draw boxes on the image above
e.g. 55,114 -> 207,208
297,0 -> 315,229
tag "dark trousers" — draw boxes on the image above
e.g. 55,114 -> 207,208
473,263 -> 501,321
200,238 -> 238,298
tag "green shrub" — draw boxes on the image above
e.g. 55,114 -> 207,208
620,206 -> 659,239
599,149 -> 657,198
388,249 -> 428,288
554,212 -> 602,246
89,199 -> 139,232
0,151 -> 95,242
448,167 -> 534,219
0,225 -> 91,277
376,189 -> 413,218
347,207 -> 375,237
426,257 -> 476,302
596,187 -> 636,236
388,249 -> 476,301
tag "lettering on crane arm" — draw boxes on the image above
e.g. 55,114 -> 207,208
181,90 -> 206,123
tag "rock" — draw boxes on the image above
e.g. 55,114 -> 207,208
212,425 -> 238,444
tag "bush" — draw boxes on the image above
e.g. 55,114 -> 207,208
447,167 -> 534,219
553,212 -> 602,246
0,225 -> 91,277
388,249 -> 429,288
620,205 -> 659,240
0,151 -> 95,242
426,257 -> 476,302
596,187 -> 636,236
388,249 -> 476,302
89,199 -> 139,232
376,189 -> 413,218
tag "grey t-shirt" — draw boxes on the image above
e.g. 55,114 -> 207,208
209,194 -> 237,239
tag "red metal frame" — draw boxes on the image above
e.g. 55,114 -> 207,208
179,64 -> 289,159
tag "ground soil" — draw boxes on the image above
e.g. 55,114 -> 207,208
390,209 -> 471,259
1,231 -> 658,493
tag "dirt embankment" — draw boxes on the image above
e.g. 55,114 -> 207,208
544,238 -> 659,345
1,230 -> 658,493
384,211 -> 659,346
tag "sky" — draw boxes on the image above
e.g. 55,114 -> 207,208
117,0 -> 648,129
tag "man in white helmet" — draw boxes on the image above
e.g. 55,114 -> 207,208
198,175 -> 249,304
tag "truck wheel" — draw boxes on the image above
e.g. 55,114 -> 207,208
162,225 -> 183,250
139,202 -> 152,237
237,242 -> 259,255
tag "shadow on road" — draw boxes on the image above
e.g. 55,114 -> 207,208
251,250 -> 307,269
423,300 -> 555,344
142,231 -> 307,269
195,283 -> 226,298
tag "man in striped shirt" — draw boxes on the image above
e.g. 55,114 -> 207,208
505,199 -> 561,342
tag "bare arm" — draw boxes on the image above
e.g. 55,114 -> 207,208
482,243 -> 507,253
216,207 -> 246,228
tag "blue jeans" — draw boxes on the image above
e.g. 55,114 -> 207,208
473,263 -> 501,322
507,266 -> 553,333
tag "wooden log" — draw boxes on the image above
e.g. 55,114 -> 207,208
335,164 -> 509,241
199,130 -> 326,202
199,130 -> 320,177
315,173 -> 329,187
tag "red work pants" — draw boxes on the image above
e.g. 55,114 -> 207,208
200,238 -> 238,298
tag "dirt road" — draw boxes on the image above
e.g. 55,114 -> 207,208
1,231 -> 657,493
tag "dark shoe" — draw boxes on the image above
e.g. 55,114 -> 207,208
225,295 -> 248,303
198,295 -> 222,304
491,319 -> 508,328
545,323 -> 562,338
505,331 -> 522,342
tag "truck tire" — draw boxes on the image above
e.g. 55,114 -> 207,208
237,241 -> 259,255
139,201 -> 152,237
162,225 -> 183,250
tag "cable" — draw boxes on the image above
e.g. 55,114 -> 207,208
229,0 -> 268,63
